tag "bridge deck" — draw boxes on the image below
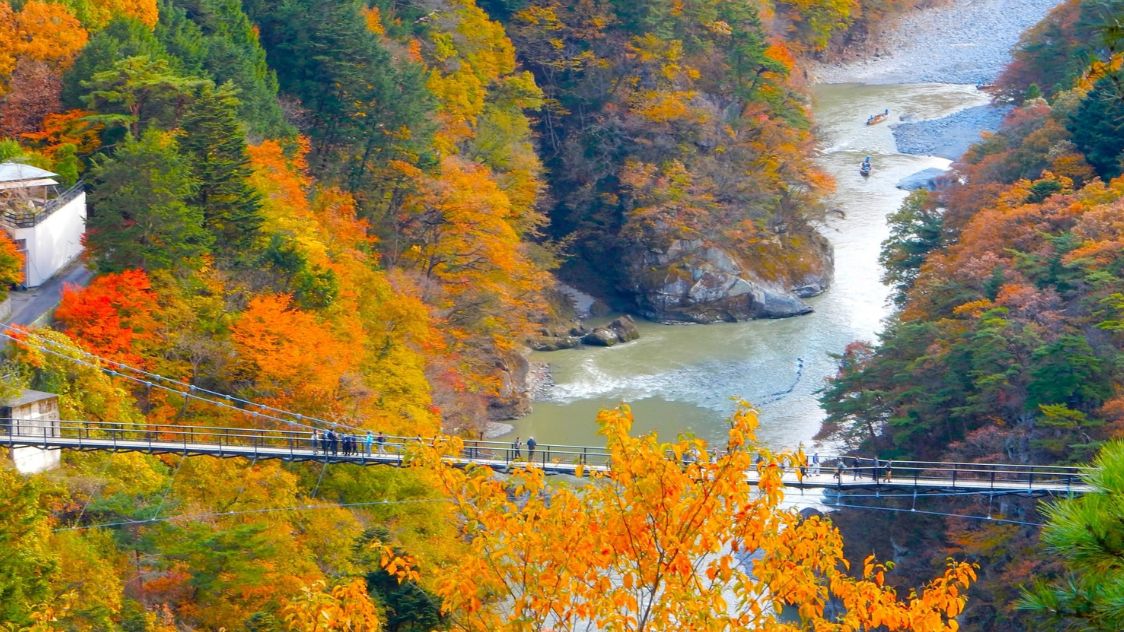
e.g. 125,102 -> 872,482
1,423 -> 1092,496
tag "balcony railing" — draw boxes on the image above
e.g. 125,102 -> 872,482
0,182 -> 85,229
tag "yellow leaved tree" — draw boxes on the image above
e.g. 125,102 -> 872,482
394,403 -> 977,631
281,579 -> 381,631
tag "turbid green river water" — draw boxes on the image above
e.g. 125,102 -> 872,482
507,83 -> 990,450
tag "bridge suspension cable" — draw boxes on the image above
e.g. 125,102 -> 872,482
52,482 -> 1049,534
2,325 -> 364,433
782,496 -> 1045,527
53,497 -> 454,532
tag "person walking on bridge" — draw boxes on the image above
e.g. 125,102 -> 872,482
512,436 -> 522,460
811,452 -> 821,477
526,436 -> 537,461
376,431 -> 386,454
311,429 -> 320,455
328,430 -> 338,456
364,431 -> 374,456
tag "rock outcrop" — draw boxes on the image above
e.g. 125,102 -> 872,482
624,235 -> 832,323
531,315 -> 642,349
891,104 -> 1012,160
490,349 -> 533,419
528,328 -> 585,351
896,167 -> 951,191
581,315 -> 640,347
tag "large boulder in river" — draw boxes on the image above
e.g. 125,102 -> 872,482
610,315 -> 640,342
623,236 -> 831,323
896,167 -> 951,191
581,316 -> 641,347
582,327 -> 619,346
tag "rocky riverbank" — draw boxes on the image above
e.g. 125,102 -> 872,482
892,103 -> 1014,160
625,231 -> 832,324
815,0 -> 1063,181
810,0 -> 1063,85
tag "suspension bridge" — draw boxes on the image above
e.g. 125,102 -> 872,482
1,418 -> 1093,497
0,325 -> 1097,501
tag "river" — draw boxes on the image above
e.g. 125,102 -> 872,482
508,83 -> 990,450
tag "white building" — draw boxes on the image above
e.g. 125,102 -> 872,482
2,389 -> 61,474
0,163 -> 86,288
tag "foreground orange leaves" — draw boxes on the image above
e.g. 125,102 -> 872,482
390,404 -> 976,631
281,579 -> 381,631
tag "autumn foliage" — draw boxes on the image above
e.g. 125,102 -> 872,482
54,269 -> 161,367
0,230 -> 23,299
231,293 -> 359,415
0,1 -> 88,82
397,404 -> 977,630
0,0 -> 1003,629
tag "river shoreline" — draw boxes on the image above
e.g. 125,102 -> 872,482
892,103 -> 1013,160
810,0 -> 1062,85
514,1 -> 1065,448
812,0 -> 1063,165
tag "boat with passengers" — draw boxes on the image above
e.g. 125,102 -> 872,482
865,109 -> 889,125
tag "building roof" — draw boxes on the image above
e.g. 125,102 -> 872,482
0,163 -> 58,184
1,389 -> 58,408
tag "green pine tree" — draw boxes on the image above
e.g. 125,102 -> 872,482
62,17 -> 170,109
87,130 -> 214,273
880,190 -> 944,307
81,55 -> 209,139
1020,441 -> 1124,630
157,0 -> 291,138
245,0 -> 433,179
1068,72 -> 1124,179
178,83 -> 264,257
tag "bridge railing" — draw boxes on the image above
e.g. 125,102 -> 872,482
814,456 -> 1090,490
0,418 -> 614,469
0,418 -> 1092,487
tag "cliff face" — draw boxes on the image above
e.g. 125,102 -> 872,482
494,0 -> 834,325
625,229 -> 833,322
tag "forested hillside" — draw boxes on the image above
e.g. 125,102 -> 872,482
0,0 -> 945,428
820,1 -> 1124,628
0,0 -> 964,628
491,0 -> 837,322
822,0 -> 1122,464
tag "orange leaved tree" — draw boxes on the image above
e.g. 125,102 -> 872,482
0,230 -> 23,301
0,1 -> 88,80
396,404 -> 977,631
54,269 -> 161,367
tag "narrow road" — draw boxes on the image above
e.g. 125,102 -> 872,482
4,260 -> 92,326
